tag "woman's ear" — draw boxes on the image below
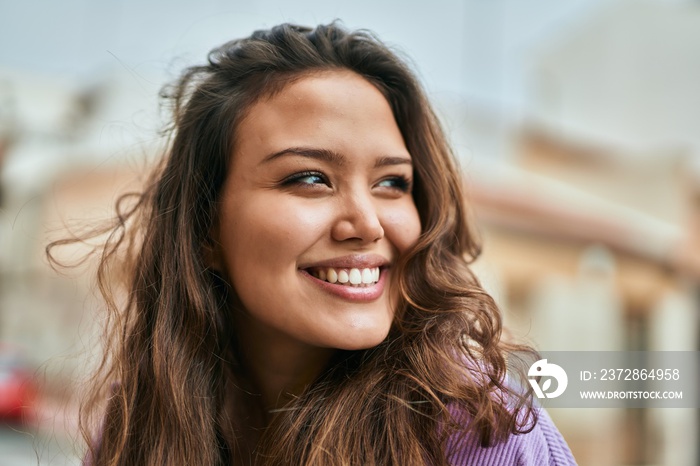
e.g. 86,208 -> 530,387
203,241 -> 225,273
203,221 -> 225,273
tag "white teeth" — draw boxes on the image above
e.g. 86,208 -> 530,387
361,268 -> 373,284
327,269 -> 338,283
349,268 -> 362,285
311,266 -> 381,287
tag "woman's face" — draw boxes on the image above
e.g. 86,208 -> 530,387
213,70 -> 421,353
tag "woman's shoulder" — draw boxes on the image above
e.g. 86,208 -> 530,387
446,407 -> 577,466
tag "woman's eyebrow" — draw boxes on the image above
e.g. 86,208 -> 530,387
261,147 -> 412,168
261,147 -> 346,166
374,156 -> 412,168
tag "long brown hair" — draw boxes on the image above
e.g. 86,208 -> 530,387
50,22 -> 536,465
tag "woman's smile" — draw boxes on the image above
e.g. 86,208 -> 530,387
307,267 -> 381,287
300,266 -> 388,302
298,253 -> 391,302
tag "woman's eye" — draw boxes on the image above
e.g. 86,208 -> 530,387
296,174 -> 326,185
281,171 -> 330,187
376,176 -> 412,193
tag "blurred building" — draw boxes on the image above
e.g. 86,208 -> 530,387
459,2 -> 700,465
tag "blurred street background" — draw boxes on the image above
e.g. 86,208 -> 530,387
1,0 -> 699,464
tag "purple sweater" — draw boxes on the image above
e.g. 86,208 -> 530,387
86,408 -> 576,465
446,408 -> 577,465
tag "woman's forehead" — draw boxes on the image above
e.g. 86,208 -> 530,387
245,69 -> 389,123
231,70 -> 408,169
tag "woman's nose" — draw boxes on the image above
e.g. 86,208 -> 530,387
331,192 -> 385,244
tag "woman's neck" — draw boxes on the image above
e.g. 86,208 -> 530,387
234,311 -> 335,415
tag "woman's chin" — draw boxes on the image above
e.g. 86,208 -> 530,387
330,325 -> 391,351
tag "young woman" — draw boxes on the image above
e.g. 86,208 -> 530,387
62,22 -> 576,465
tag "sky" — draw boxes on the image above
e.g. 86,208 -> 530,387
0,0 -> 602,111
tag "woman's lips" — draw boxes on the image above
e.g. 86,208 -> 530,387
299,267 -> 388,302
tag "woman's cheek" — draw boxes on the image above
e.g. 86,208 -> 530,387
257,198 -> 332,248
381,204 -> 421,252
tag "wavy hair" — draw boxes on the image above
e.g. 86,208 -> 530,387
50,22 -> 536,466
